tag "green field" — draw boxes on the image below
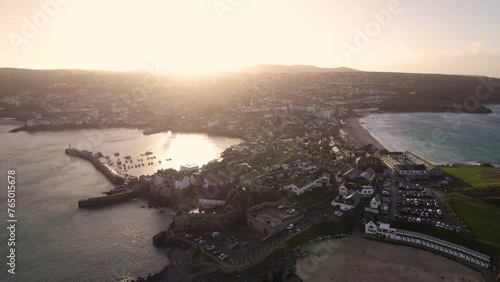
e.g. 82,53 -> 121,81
449,193 -> 500,247
441,165 -> 500,188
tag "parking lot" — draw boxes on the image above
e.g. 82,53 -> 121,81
392,180 -> 462,233
180,200 -> 345,266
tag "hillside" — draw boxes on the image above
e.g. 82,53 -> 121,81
240,64 -> 360,74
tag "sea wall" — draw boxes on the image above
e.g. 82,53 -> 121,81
65,148 -> 125,184
78,189 -> 137,208
172,210 -> 239,232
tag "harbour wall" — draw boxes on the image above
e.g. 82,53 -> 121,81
65,148 -> 125,184
77,186 -> 147,208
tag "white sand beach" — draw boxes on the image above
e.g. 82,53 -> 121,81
343,118 -> 386,149
296,237 -> 484,282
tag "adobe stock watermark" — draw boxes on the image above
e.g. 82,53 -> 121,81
296,240 -> 335,280
339,0 -> 409,63
414,76 -> 500,155
50,65 -> 165,183
213,0 -> 243,21
7,0 -> 71,54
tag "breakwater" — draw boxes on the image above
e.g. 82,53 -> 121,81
65,148 -> 125,184
78,186 -> 146,208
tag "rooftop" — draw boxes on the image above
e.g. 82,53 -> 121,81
249,205 -> 292,227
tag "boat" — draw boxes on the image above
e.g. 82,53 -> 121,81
114,152 -> 120,156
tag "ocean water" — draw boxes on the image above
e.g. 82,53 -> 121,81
360,104 -> 500,166
0,125 -> 241,282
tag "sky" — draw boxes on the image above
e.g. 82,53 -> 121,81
1,0 -> 499,77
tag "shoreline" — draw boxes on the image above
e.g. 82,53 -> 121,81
8,124 -> 246,140
343,117 -> 386,150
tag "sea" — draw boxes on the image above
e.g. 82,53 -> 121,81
0,124 -> 242,282
360,104 -> 500,166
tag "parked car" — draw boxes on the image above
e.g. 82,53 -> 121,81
184,234 -> 194,239
229,242 -> 240,249
193,236 -> 202,242
287,224 -> 294,230
198,239 -> 206,245
212,231 -> 221,237
278,204 -> 284,209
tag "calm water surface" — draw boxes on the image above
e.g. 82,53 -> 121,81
0,125 -> 241,282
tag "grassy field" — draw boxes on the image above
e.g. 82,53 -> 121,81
441,165 -> 500,188
449,193 -> 500,248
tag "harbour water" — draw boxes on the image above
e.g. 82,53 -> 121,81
360,104 -> 500,166
0,125 -> 241,282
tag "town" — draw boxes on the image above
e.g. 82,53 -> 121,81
3,68 -> 499,281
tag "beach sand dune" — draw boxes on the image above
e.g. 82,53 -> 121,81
296,237 -> 484,282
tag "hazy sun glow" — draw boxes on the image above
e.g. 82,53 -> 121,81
1,0 -> 500,76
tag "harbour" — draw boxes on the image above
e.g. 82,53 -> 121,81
0,126 -> 241,282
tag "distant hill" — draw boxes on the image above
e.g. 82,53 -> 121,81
240,64 -> 360,74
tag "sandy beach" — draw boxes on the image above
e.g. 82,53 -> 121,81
342,118 -> 386,149
296,237 -> 484,282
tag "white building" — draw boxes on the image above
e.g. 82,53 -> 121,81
284,174 -> 329,195
174,176 -> 190,190
370,195 -> 381,209
358,186 -> 375,198
331,191 -> 361,210
338,183 -> 350,197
